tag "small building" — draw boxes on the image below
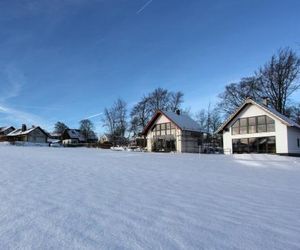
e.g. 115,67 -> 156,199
216,98 -> 300,155
7,125 -> 48,143
99,134 -> 110,144
62,129 -> 86,145
142,110 -> 203,153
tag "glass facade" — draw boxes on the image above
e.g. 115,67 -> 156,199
231,115 -> 275,135
232,136 -> 276,154
152,122 -> 177,152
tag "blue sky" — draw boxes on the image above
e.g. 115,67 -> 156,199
0,0 -> 300,134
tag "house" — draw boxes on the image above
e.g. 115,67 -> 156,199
0,126 -> 15,141
142,110 -> 203,153
99,134 -> 110,144
7,124 -> 48,143
62,129 -> 98,145
61,129 -> 86,145
216,98 -> 300,155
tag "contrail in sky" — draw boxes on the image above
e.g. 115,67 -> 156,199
85,113 -> 103,119
136,0 -> 153,14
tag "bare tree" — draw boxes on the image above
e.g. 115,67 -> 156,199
288,104 -> 300,125
195,109 -> 207,132
218,77 -> 260,116
130,96 -> 151,136
103,98 -> 128,145
148,88 -> 170,111
169,91 -> 184,112
210,108 -> 222,133
114,98 -> 127,138
256,48 -> 300,114
79,119 -> 96,141
195,105 -> 222,134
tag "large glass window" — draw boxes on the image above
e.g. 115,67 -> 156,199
152,122 -> 175,136
232,136 -> 276,154
231,115 -> 275,135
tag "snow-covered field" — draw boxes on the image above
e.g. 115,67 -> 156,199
0,145 -> 300,249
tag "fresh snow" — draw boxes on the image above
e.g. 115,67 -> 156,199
0,145 -> 300,249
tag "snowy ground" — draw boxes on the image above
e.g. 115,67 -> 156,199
0,145 -> 300,249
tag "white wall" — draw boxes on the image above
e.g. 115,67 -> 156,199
223,104 -> 289,154
156,115 -> 171,124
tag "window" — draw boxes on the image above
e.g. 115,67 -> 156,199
298,138 -> 300,148
232,136 -> 276,154
266,116 -> 275,132
248,117 -> 256,134
257,124 -> 267,133
240,118 -> 248,134
232,120 -> 240,135
152,122 -> 174,136
166,123 -> 171,130
231,115 -> 275,135
257,116 -> 266,125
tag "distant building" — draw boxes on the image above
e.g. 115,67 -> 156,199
7,125 -> 48,143
216,98 -> 300,155
62,129 -> 86,145
61,129 -> 98,145
99,134 -> 110,143
142,110 -> 203,153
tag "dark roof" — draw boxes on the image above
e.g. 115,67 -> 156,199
216,98 -> 300,133
142,110 -> 201,135
64,129 -> 86,141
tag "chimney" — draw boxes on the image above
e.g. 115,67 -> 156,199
176,109 -> 181,115
22,124 -> 27,132
262,97 -> 270,107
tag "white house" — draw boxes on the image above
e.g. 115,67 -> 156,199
216,98 -> 300,155
142,110 -> 202,153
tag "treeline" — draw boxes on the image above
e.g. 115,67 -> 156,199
52,47 -> 300,145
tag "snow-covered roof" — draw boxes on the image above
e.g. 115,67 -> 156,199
216,98 -> 300,133
50,132 -> 62,137
7,126 -> 48,137
0,126 -> 14,133
162,111 -> 201,132
142,110 -> 202,134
